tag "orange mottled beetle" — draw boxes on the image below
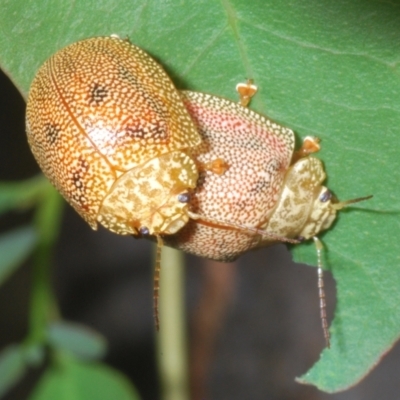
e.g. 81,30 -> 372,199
26,36 -> 201,237
26,36 -> 370,343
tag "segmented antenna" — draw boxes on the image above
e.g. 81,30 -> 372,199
313,237 -> 330,348
331,195 -> 373,210
154,235 -> 163,331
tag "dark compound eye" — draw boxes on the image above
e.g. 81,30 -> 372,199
139,226 -> 150,235
295,236 -> 306,242
319,190 -> 332,203
178,193 -> 190,203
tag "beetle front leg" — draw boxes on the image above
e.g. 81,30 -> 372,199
236,79 -> 258,107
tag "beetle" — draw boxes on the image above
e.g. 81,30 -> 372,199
26,36 -> 371,344
168,87 -> 370,346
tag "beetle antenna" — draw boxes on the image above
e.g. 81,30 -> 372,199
331,195 -> 373,210
188,211 -> 300,244
154,235 -> 163,331
313,237 -> 330,348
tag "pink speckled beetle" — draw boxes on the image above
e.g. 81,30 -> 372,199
169,83 -> 371,346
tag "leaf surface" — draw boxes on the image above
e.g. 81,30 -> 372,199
29,356 -> 140,400
0,226 -> 37,285
0,345 -> 26,397
47,322 -> 107,361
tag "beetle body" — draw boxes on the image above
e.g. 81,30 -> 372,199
26,36 -> 201,236
167,92 -> 338,260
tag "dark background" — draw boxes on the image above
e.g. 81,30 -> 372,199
0,69 -> 399,400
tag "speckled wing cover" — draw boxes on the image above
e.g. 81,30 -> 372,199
26,37 -> 200,229
167,91 -> 295,261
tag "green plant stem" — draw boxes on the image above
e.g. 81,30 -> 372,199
156,245 -> 189,400
28,183 -> 63,345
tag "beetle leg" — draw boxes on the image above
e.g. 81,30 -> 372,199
292,136 -> 321,163
236,79 -> 258,107
187,211 -> 300,244
154,235 -> 163,331
199,158 -> 230,175
313,237 -> 330,348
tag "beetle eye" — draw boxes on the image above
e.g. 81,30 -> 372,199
319,190 -> 332,203
139,226 -> 150,235
178,193 -> 190,203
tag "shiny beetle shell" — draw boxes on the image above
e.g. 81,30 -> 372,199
167,92 -> 339,261
26,36 -> 201,236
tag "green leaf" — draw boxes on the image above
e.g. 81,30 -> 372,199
0,226 -> 37,285
24,344 -> 46,368
0,0 -> 399,392
0,345 -> 26,397
29,356 -> 140,400
47,321 -> 107,361
0,175 -> 49,215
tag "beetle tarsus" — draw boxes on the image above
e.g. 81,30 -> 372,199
236,79 -> 258,107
